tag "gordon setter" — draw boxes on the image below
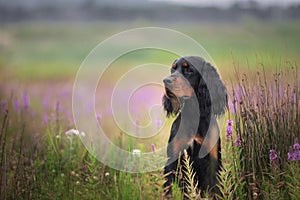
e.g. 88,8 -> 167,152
162,56 -> 227,198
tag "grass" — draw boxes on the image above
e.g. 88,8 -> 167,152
0,20 -> 300,199
1,20 -> 300,81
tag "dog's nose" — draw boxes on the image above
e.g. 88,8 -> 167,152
163,77 -> 173,85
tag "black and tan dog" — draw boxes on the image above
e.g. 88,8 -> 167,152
163,56 -> 227,198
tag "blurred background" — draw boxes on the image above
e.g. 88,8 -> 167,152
1,0 -> 300,142
0,0 -> 299,139
1,0 -> 300,81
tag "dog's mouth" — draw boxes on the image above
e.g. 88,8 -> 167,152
164,87 -> 190,99
163,87 -> 175,98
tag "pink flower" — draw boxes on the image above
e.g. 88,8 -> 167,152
151,143 -> 156,154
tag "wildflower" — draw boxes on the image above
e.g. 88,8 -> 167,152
287,138 -> 300,161
65,129 -> 85,137
55,101 -> 64,112
76,181 -> 80,185
132,149 -> 141,157
61,173 -> 65,177
14,98 -> 20,112
71,171 -> 76,176
22,93 -> 29,109
105,172 -> 109,177
66,129 -> 80,136
294,150 -> 300,161
226,120 -> 233,140
234,135 -> 242,147
270,149 -> 278,161
270,149 -> 278,169
229,101 -> 235,113
151,143 -> 156,154
288,146 -> 295,161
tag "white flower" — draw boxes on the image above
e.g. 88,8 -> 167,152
65,129 -> 85,137
132,149 -> 141,157
105,172 -> 109,177
66,129 -> 80,136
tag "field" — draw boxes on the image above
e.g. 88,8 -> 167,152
0,20 -> 299,199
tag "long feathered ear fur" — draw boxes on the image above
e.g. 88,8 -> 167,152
198,61 -> 228,117
162,95 -> 180,117
184,56 -> 228,117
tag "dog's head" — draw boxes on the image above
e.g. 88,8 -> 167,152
163,56 -> 227,117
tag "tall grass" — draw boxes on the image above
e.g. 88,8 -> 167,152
225,60 -> 300,199
0,59 -> 299,199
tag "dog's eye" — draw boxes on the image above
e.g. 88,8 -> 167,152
182,62 -> 189,68
172,63 -> 177,69
185,68 -> 193,73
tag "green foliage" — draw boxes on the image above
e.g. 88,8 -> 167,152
181,150 -> 199,199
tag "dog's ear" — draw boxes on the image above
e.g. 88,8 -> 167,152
201,62 -> 228,117
162,95 -> 180,117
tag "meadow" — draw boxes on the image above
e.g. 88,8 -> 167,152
0,20 -> 299,199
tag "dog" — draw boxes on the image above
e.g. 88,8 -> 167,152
162,56 -> 227,198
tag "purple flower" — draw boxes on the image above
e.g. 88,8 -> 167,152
288,146 -> 294,161
55,101 -> 64,112
270,149 -> 278,161
234,135 -> 242,147
14,98 -> 20,112
226,120 -> 233,140
229,101 -> 235,113
287,139 -> 300,162
151,143 -> 156,154
22,93 -> 30,109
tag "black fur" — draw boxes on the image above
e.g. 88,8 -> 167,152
163,56 -> 227,198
